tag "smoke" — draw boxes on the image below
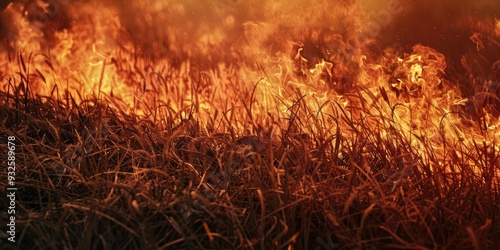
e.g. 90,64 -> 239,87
99,0 -> 369,68
375,0 -> 499,76
1,0 -> 497,76
1,0 -> 367,64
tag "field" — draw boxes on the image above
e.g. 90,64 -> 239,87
0,0 -> 499,249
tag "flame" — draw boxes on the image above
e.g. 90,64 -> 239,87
1,0 -> 499,178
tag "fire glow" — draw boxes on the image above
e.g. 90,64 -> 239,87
1,0 -> 499,177
2,1 -> 500,248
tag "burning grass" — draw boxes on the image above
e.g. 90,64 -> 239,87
0,52 -> 499,249
1,0 -> 500,249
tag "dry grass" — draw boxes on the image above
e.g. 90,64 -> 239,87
0,48 -> 498,250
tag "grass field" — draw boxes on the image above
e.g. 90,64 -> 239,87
0,0 -> 499,249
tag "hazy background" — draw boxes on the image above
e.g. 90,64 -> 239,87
0,0 -> 498,74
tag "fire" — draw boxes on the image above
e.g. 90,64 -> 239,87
1,0 -> 499,178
